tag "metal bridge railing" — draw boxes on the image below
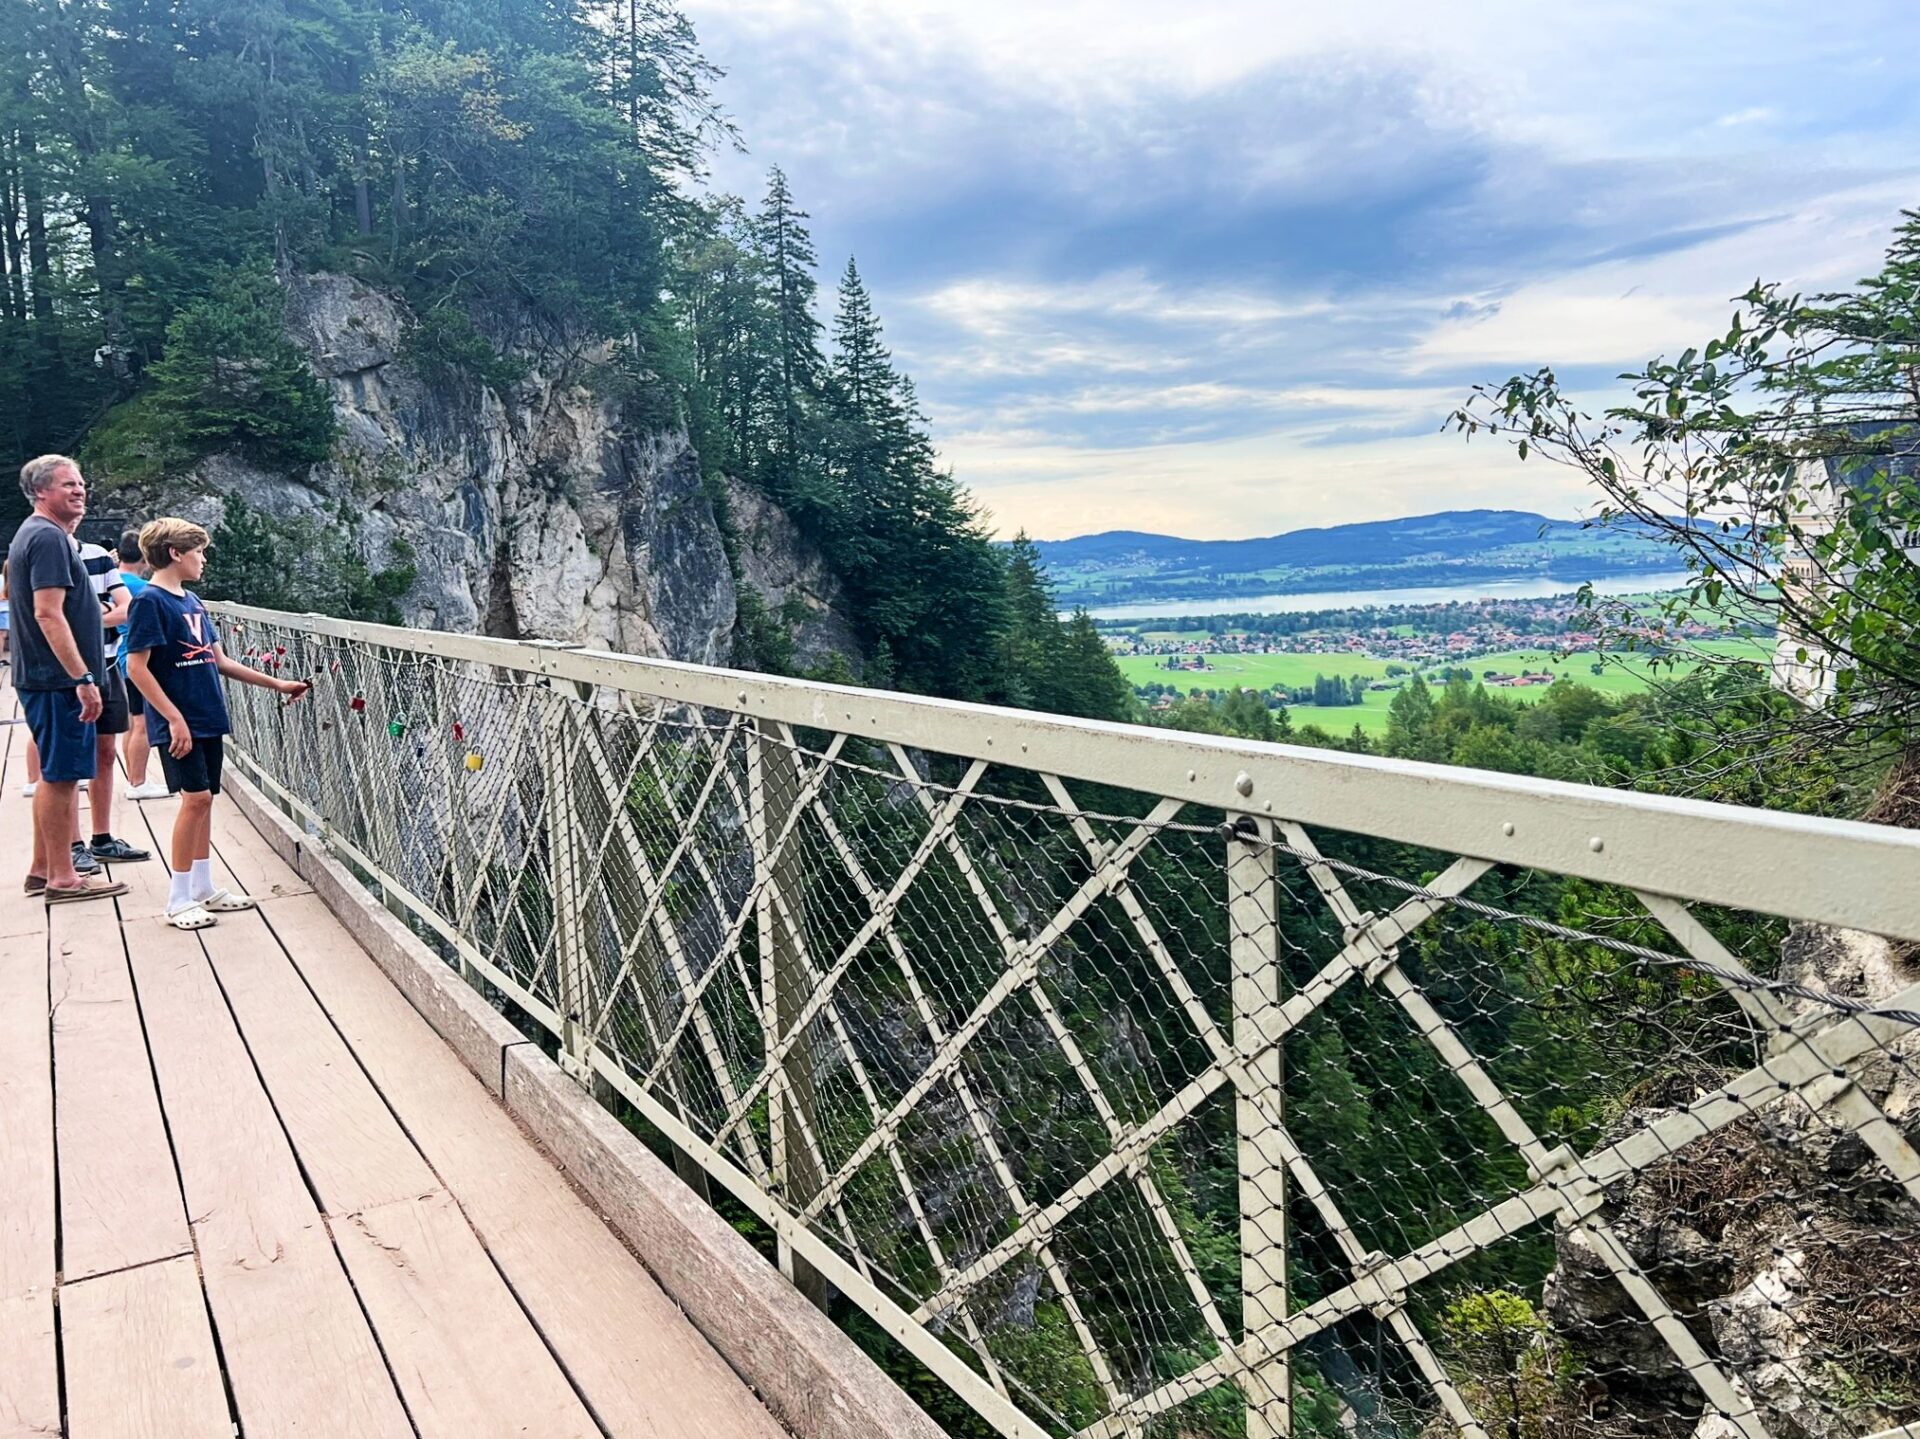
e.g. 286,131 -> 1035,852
211,603 -> 1920,1439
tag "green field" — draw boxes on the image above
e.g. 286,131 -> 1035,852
1123,638 -> 1774,737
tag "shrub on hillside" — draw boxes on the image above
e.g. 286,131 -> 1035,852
198,493 -> 414,623
143,268 -> 337,471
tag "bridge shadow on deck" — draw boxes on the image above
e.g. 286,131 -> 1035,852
0,671 -> 786,1439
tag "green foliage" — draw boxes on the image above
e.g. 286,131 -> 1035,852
400,306 -> 529,392
197,493 -> 414,623
1454,207 -> 1920,757
997,535 -> 1135,721
144,268 -> 338,469
0,0 -> 723,477
1159,686 -> 1288,741
80,393 -> 179,492
84,269 -> 338,487
1439,1290 -> 1567,1439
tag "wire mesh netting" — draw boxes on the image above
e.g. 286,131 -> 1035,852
220,613 -> 1920,1439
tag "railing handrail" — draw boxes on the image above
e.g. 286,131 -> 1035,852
212,601 -> 1920,941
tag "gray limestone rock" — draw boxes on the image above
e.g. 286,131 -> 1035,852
724,474 -> 862,670
1540,921 -> 1920,1439
110,271 -> 850,669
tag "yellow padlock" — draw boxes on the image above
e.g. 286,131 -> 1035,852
465,752 -> 485,773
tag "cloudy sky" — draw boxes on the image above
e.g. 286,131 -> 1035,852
677,0 -> 1920,540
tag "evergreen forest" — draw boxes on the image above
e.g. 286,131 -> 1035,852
0,0 -> 1126,720
2,2 -> 1915,1436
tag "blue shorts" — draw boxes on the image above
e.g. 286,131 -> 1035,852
21,688 -> 99,783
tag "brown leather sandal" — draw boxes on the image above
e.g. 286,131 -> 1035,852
44,878 -> 129,905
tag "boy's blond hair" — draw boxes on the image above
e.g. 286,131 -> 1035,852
140,517 -> 211,570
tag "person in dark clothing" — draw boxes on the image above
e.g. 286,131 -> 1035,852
126,517 -> 310,928
6,456 -> 127,903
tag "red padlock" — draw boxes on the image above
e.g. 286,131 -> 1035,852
350,695 -> 367,714
452,721 -> 465,742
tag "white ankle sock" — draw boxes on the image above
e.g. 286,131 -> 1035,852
189,858 -> 215,901
167,870 -> 194,913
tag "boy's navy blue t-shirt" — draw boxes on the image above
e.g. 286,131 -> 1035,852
126,585 -> 229,746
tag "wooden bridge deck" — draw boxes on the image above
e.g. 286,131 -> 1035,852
0,671 -> 787,1439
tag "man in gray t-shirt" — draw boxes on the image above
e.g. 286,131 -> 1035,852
8,454 -> 124,903
8,519 -> 105,692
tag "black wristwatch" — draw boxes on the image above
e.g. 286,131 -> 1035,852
74,671 -> 95,686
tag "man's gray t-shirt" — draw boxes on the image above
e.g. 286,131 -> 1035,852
6,515 -> 107,691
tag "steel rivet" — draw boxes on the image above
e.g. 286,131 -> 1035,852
1502,822 -> 1515,837
1263,800 -> 1273,812
1234,772 -> 1254,797
1186,769 -> 1197,783
736,690 -> 747,704
1589,836 -> 1605,853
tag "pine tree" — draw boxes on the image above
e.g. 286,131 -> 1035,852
1057,610 -> 1134,722
1000,533 -> 1064,710
754,166 -> 822,500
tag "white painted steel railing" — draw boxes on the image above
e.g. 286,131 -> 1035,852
212,604 -> 1920,1439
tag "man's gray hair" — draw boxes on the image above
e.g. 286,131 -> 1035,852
19,453 -> 79,503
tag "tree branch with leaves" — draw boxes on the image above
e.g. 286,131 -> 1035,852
1451,210 -> 1920,780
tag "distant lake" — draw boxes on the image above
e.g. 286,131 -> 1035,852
1075,570 -> 1700,622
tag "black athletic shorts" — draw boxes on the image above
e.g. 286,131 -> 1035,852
125,669 -> 144,717
95,664 -> 130,737
158,734 -> 225,795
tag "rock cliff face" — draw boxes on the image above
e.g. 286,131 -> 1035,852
722,476 -> 861,669
150,273 -> 853,667
1543,922 -> 1920,1439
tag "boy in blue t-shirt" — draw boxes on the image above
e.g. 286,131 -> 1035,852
116,528 -> 170,801
125,517 -> 312,928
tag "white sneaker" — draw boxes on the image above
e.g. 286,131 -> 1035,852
20,781 -> 36,797
125,779 -> 172,801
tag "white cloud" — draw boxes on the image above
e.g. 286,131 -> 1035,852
1410,178 -> 1916,372
950,427 -> 1592,540
919,274 -> 1335,330
679,0 -> 1920,538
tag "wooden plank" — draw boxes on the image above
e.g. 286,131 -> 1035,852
205,1223 -> 416,1439
269,894 -> 787,1438
114,798 -> 180,924
0,1291 -> 59,1439
0,807 -> 42,942
118,789 -> 295,914
333,1190 -> 600,1439
209,799 -> 310,900
0,745 -> 49,939
128,919 -> 413,1439
49,905 -> 192,1282
198,908 -> 436,1214
0,932 -> 54,1300
60,1255 -> 230,1439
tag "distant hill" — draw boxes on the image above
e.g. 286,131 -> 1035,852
1031,509 -> 1683,608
